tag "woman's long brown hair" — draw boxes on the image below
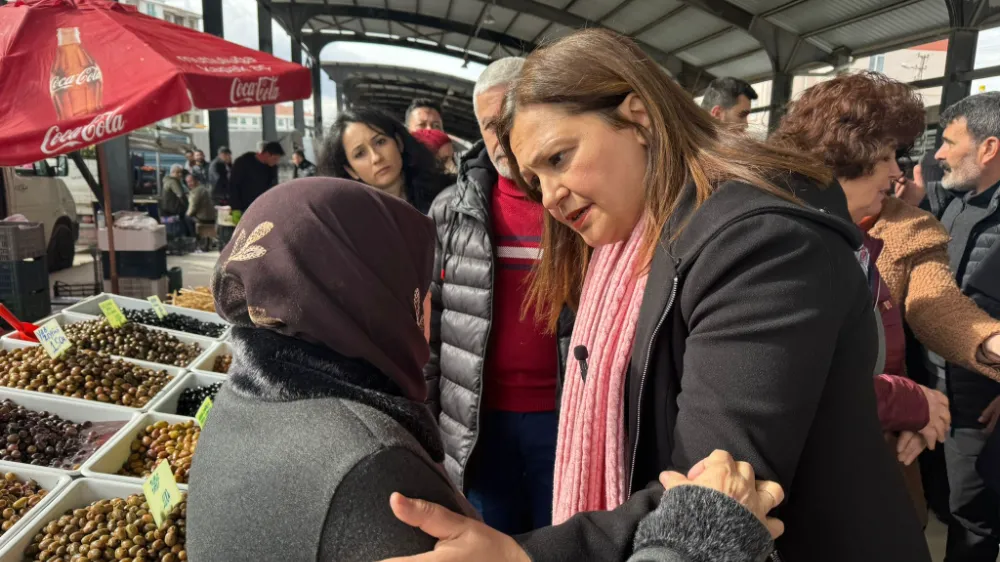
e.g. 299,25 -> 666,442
497,29 -> 831,331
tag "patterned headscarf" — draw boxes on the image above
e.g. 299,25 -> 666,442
212,178 -> 436,402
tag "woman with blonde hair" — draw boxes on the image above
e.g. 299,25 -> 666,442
386,28 -> 931,562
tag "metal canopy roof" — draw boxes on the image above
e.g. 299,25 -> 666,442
267,0 -> 1000,94
323,62 -> 481,139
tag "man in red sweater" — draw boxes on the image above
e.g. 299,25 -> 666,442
424,58 -> 573,535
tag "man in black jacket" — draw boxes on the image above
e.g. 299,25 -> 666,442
209,146 -> 232,205
921,92 -> 1000,562
425,58 -> 573,536
230,141 -> 283,213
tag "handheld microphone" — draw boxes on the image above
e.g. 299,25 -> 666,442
574,345 -> 589,382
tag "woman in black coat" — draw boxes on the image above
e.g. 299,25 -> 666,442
188,178 -> 788,562
319,107 -> 450,214
384,29 -> 931,562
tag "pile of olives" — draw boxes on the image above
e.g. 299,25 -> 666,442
122,309 -> 226,338
117,421 -> 199,484
176,383 -> 222,418
0,399 -> 100,469
0,347 -> 173,408
23,494 -> 186,562
211,355 -> 231,374
0,472 -> 48,535
63,320 -> 203,367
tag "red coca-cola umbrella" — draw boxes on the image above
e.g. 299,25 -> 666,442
0,0 -> 312,165
0,0 -> 312,293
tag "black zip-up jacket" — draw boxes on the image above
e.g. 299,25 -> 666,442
622,177 -> 930,561
924,181 -> 1000,425
424,141 -> 573,490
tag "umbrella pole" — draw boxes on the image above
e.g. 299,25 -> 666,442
96,144 -> 119,295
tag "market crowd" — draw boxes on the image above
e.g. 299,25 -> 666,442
183,28 -> 1000,562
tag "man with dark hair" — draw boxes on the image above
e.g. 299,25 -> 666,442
187,149 -> 209,184
229,141 -> 284,213
209,146 -> 233,205
292,149 -> 317,179
920,92 -> 1000,562
406,98 -> 444,133
700,77 -> 758,130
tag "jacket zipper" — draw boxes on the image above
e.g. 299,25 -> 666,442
449,204 -> 494,492
627,275 -> 679,497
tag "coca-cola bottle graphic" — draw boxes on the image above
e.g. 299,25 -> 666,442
50,27 -> 103,121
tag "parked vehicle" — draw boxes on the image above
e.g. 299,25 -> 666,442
0,156 -> 80,271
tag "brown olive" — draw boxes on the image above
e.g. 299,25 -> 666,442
116,422 -> 199,484
63,320 -> 202,368
24,494 -> 186,561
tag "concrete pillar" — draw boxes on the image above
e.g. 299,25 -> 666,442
768,71 -> 793,132
291,42 -> 306,135
311,62 -> 324,138
258,3 -> 277,142
202,0 -> 229,154
97,137 -> 134,213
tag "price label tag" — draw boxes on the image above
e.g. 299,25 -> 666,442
195,397 -> 213,427
99,299 -> 128,328
143,459 -> 183,528
147,296 -> 168,319
35,319 -> 72,359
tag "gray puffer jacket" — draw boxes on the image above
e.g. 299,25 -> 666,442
424,141 -> 574,490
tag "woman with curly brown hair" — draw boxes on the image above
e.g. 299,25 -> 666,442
771,71 -> 1000,525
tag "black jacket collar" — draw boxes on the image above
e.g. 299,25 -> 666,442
227,327 -> 445,462
452,141 -> 497,222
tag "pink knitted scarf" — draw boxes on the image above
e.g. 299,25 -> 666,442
552,218 -> 649,524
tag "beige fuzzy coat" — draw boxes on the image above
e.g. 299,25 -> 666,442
870,197 -> 1000,381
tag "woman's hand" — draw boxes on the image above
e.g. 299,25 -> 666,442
659,450 -> 785,539
379,493 -> 529,562
896,430 -> 928,465
918,385 -> 950,448
979,396 -> 1000,435
981,333 -> 1000,365
894,175 -> 926,207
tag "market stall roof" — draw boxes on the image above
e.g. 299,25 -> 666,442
323,61 -> 480,140
267,0 -> 1000,93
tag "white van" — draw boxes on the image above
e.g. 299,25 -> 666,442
0,156 -> 80,271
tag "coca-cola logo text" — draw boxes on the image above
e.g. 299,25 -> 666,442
41,110 -> 126,155
229,77 -> 280,105
50,66 -> 103,94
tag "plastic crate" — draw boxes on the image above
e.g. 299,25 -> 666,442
0,290 -> 51,323
0,259 -> 48,298
53,281 -> 101,299
100,247 -> 167,279
103,276 -> 168,299
0,223 -> 46,261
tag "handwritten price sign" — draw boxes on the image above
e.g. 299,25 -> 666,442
35,319 -> 72,359
147,296 -> 168,319
195,397 -> 214,428
143,459 -> 183,527
99,299 -> 128,328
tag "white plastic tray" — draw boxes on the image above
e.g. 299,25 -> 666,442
64,293 -> 230,341
0,339 -> 188,414
0,389 -> 136,477
2,311 -> 215,370
81,412 -> 195,490
0,479 -> 164,561
0,465 -> 72,550
191,341 -> 232,376
147,371 -> 226,417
